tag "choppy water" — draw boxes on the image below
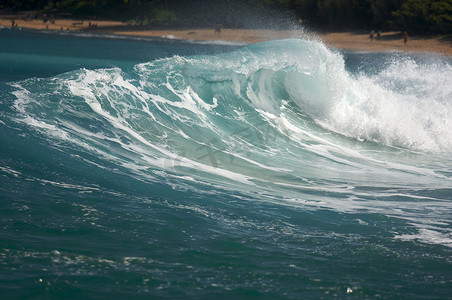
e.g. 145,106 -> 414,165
1,28 -> 451,299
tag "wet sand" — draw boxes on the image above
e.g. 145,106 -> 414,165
321,31 -> 451,56
1,14 -> 451,56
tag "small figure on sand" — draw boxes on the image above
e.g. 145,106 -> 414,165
370,30 -> 374,41
403,31 -> 408,45
215,24 -> 222,35
377,30 -> 381,41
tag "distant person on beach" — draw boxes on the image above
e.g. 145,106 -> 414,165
11,19 -> 15,27
403,31 -> 408,44
215,25 -> 221,35
377,30 -> 381,41
370,30 -> 374,41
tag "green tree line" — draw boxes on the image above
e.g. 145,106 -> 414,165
289,0 -> 452,33
1,0 -> 451,33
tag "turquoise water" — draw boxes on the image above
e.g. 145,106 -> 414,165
1,28 -> 452,299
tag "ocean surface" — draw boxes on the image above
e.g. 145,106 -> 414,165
1,28 -> 451,299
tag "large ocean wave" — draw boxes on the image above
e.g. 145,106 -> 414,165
5,38 -> 452,247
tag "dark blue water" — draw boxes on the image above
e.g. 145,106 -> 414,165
1,28 -> 451,299
0,28 -> 242,82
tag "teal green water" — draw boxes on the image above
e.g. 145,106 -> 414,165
1,28 -> 451,299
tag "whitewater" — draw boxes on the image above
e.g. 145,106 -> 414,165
1,29 -> 451,299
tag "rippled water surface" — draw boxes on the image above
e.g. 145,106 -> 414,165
1,28 -> 451,299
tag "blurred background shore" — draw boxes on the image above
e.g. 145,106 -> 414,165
1,14 -> 451,56
1,0 -> 451,56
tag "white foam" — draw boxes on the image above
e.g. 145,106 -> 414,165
318,58 -> 452,153
396,228 -> 452,248
0,165 -> 22,177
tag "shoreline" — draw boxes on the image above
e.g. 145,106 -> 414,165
1,14 -> 451,56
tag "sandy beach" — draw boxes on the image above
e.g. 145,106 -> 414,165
1,13 -> 451,56
112,28 -> 452,56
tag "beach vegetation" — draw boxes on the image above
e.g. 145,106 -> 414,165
1,0 -> 451,33
151,9 -> 176,23
392,0 -> 452,33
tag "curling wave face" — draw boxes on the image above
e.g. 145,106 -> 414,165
7,39 -> 452,247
